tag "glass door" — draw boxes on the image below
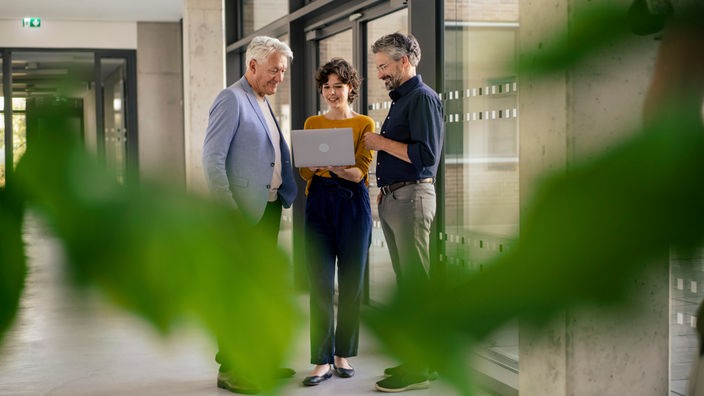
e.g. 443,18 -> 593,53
1,51 -> 29,189
1,49 -> 137,187
444,0 -> 520,384
364,8 -> 408,304
97,56 -> 127,184
95,51 -> 137,184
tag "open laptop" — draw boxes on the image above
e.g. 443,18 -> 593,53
291,127 -> 355,168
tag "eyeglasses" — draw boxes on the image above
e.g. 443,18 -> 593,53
375,63 -> 390,72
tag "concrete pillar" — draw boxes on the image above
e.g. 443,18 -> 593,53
137,22 -> 185,187
182,0 -> 225,194
517,0 -> 668,394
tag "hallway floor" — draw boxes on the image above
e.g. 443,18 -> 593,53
0,216 -> 483,396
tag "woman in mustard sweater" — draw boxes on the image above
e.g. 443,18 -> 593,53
300,58 -> 374,387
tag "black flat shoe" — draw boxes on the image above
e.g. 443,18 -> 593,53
302,369 -> 333,386
333,364 -> 355,378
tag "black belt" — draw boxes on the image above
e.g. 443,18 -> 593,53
380,178 -> 434,196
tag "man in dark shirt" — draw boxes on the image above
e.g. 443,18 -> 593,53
363,32 -> 444,393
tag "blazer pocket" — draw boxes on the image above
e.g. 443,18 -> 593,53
231,176 -> 249,188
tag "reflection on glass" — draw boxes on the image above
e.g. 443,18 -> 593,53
444,0 -> 519,376
444,29 -> 518,264
101,58 -> 127,184
318,30 -> 353,114
365,9 -> 408,304
0,95 -> 28,187
11,98 -> 27,175
242,0 -> 288,36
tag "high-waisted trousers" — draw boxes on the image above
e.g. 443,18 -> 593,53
305,175 -> 371,364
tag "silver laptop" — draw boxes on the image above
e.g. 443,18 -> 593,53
291,127 -> 355,168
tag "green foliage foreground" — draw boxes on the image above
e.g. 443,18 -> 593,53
1,3 -> 703,395
365,103 -> 704,393
1,106 -> 301,393
364,4 -> 704,394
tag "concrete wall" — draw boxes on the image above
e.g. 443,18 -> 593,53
517,0 -> 668,394
182,0 -> 225,195
137,22 -> 185,187
0,19 -> 136,48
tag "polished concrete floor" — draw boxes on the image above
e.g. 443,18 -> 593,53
0,216 -> 484,396
7,213 -> 694,395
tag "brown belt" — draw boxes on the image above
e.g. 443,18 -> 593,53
380,178 -> 434,196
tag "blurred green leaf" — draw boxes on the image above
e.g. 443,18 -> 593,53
0,3 -> 700,395
11,104 -> 301,391
366,103 -> 704,393
366,5 -> 704,394
518,3 -> 633,76
0,187 -> 26,341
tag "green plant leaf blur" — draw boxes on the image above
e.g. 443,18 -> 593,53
517,3 -> 633,76
4,102 -> 301,393
0,2 -> 702,395
365,4 -> 704,395
366,104 -> 704,388
0,188 -> 26,339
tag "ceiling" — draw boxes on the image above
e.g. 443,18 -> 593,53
0,0 -> 184,22
0,1 -> 184,98
7,51 -> 102,98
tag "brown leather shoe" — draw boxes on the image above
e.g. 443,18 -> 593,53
216,372 -> 260,394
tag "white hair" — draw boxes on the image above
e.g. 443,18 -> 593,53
245,36 -> 293,66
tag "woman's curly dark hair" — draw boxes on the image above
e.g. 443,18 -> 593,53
315,58 -> 361,104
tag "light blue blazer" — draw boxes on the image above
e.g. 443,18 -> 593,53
202,76 -> 297,223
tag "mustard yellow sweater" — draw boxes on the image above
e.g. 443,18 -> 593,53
298,114 -> 375,195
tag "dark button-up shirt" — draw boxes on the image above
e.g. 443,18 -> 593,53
375,75 -> 444,187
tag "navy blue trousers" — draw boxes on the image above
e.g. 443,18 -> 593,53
305,175 -> 371,364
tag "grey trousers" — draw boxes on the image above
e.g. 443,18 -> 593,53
378,183 -> 436,285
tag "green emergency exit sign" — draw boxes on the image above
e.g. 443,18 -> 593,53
22,18 -> 41,28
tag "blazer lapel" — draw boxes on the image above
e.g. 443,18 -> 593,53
239,77 -> 278,146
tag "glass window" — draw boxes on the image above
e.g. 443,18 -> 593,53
242,0 -> 288,36
100,58 -> 128,184
443,0 -> 518,22
5,50 -> 97,187
0,94 -> 28,188
319,30 -> 353,64
12,109 -> 26,173
365,9 -> 408,304
444,0 -> 520,375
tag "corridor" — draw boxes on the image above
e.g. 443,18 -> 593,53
0,215 -> 480,396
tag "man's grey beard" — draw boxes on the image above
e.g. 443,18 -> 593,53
384,76 -> 400,91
